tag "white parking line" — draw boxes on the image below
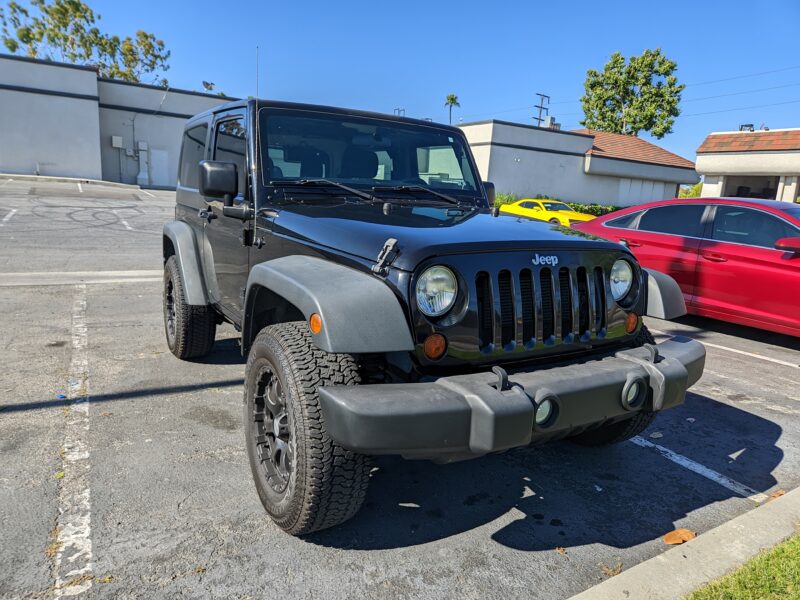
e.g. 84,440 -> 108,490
53,284 -> 94,596
649,328 -> 798,369
120,219 -> 133,231
0,208 -> 18,226
630,436 -> 769,504
140,189 -> 155,198
77,182 -> 83,193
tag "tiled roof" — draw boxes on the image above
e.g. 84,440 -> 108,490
572,128 -> 696,169
697,129 -> 800,153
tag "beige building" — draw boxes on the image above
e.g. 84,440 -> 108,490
696,128 -> 800,202
0,53 -> 233,187
459,120 -> 698,206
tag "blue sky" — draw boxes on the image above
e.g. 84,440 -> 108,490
82,0 -> 800,159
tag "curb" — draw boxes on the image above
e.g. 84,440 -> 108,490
571,486 -> 800,600
0,173 -> 142,190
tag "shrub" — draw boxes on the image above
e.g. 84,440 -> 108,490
494,192 -> 518,206
566,202 -> 622,216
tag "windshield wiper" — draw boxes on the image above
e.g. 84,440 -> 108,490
271,178 -> 376,203
372,185 -> 463,206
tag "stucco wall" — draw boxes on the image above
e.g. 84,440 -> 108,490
0,57 -> 102,178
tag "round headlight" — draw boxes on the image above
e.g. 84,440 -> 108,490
610,259 -> 634,302
416,266 -> 457,317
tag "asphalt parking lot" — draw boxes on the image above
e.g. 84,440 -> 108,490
1,178 -> 798,599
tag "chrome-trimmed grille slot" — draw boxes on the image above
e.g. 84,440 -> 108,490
519,268 -> 535,345
558,267 -> 573,339
577,267 -> 590,335
498,270 -> 514,348
476,271 -> 493,348
539,268 -> 555,342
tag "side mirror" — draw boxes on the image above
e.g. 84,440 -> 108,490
199,160 -> 237,206
775,236 -> 800,254
483,181 -> 495,207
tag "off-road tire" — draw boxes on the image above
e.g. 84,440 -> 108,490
163,255 -> 216,359
244,321 -> 370,535
570,325 -> 657,446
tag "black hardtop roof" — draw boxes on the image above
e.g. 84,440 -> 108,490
186,98 -> 462,133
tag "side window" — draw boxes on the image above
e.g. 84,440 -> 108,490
605,211 -> 641,229
179,124 -> 208,189
519,201 -> 535,209
711,206 -> 798,248
638,205 -> 705,237
214,117 -> 247,197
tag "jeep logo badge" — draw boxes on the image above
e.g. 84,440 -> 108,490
532,254 -> 559,266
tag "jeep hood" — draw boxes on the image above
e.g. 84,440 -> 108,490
271,203 -> 621,271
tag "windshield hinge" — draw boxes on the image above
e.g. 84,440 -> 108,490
371,238 -> 399,276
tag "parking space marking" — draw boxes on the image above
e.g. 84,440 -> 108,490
140,189 -> 155,198
53,284 -> 93,596
77,182 -> 83,193
0,208 -> 17,226
120,219 -> 133,231
630,436 -> 770,504
0,270 -> 162,287
0,178 -> 12,187
649,328 -> 798,369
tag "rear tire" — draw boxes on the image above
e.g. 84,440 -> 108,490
244,321 -> 370,535
570,325 -> 657,446
163,255 -> 216,359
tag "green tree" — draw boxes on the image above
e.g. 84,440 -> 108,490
679,181 -> 703,198
0,0 -> 169,83
580,49 -> 684,139
444,93 -> 460,125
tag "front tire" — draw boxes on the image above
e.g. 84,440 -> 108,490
244,321 -> 370,535
570,325 -> 657,446
163,256 -> 216,359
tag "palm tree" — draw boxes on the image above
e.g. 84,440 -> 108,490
444,94 -> 460,125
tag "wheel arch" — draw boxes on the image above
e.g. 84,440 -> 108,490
242,255 -> 415,356
162,220 -> 208,305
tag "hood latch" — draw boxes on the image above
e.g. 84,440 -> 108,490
371,238 -> 399,276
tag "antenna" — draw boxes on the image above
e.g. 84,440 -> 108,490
533,93 -> 550,126
255,45 -> 260,195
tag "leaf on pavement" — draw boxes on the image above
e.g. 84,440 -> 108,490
663,528 -> 696,545
555,546 -> 567,556
768,489 -> 786,502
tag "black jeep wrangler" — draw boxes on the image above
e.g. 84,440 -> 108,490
163,99 -> 705,535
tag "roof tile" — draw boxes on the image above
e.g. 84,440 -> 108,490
571,129 -> 696,169
697,130 -> 800,153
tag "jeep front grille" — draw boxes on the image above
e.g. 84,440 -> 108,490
474,265 -> 607,351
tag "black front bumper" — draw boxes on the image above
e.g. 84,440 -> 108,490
318,337 -> 705,462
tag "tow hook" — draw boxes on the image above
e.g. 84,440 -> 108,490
491,366 -> 511,391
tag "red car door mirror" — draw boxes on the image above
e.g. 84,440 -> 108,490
775,236 -> 800,254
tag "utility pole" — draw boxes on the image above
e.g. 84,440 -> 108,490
533,93 -> 550,126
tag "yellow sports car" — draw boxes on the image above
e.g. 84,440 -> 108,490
499,199 -> 596,227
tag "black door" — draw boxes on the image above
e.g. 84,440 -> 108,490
203,112 -> 251,319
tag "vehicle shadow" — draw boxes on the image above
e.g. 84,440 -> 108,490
660,315 -> 800,352
191,337 -> 245,365
308,391 -> 782,551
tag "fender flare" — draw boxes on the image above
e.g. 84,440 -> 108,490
162,221 -> 209,305
643,268 -> 686,320
243,255 -> 415,354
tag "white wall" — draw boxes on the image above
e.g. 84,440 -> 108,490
0,56 -> 102,178
461,120 -> 693,206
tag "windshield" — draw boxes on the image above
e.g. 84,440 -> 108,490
541,201 -> 572,212
259,108 -> 482,204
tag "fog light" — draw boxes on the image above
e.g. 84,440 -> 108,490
621,376 -> 646,410
423,333 -> 447,360
535,398 -> 554,426
625,312 -> 639,333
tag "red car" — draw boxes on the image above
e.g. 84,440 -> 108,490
573,198 -> 800,337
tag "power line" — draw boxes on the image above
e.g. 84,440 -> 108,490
682,98 -> 800,117
685,65 -> 800,87
684,82 -> 800,102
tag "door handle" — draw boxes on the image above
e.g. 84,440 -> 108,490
198,209 -> 217,222
701,253 -> 727,263
620,238 -> 642,248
